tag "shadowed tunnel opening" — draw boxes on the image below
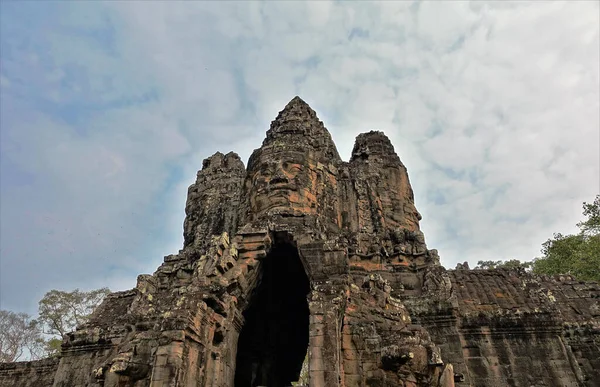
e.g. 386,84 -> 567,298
234,242 -> 310,387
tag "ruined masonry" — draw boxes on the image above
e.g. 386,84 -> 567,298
1,97 -> 599,387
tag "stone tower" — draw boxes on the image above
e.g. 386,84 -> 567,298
1,97 -> 599,387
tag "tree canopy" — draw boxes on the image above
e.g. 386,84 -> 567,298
0,310 -> 44,362
475,259 -> 533,270
475,196 -> 600,282
532,195 -> 600,282
38,287 -> 110,338
0,287 -> 110,362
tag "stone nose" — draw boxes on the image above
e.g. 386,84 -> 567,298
270,171 -> 289,185
269,164 -> 289,184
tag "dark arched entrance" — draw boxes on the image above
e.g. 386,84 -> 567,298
234,242 -> 310,387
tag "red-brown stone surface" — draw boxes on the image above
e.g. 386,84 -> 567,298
1,97 -> 598,387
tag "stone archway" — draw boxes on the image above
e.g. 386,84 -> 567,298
234,241 -> 310,387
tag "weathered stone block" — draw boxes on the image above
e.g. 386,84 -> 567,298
3,97 -> 597,387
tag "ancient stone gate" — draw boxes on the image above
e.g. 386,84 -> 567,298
1,97 -> 598,387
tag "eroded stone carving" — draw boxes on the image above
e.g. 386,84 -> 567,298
1,97 -> 598,387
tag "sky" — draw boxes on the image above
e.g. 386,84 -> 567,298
1,1 -> 598,315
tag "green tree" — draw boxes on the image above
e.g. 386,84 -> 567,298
475,260 -> 503,269
496,259 -> 533,270
0,310 -> 45,362
38,287 -> 110,356
475,259 -> 532,270
0,288 -> 110,362
532,195 -> 600,282
578,195 -> 600,236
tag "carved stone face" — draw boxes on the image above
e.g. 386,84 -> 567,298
248,148 -> 319,218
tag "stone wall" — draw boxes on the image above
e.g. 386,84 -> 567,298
1,96 -> 597,387
405,268 -> 600,387
0,358 -> 59,387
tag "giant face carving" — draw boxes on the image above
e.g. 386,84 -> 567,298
247,147 -> 319,219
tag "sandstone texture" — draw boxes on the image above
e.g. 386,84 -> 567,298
2,97 -> 598,387
0,358 -> 59,387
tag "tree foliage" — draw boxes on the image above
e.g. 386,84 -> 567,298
0,287 -> 111,362
38,287 -> 110,338
0,310 -> 45,362
473,196 -> 599,282
475,259 -> 533,270
532,195 -> 600,282
578,195 -> 600,236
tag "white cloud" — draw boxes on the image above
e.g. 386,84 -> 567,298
0,0 -> 598,312
416,1 -> 478,50
306,1 -> 334,29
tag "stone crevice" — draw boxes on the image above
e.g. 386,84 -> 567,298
2,97 -> 597,387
